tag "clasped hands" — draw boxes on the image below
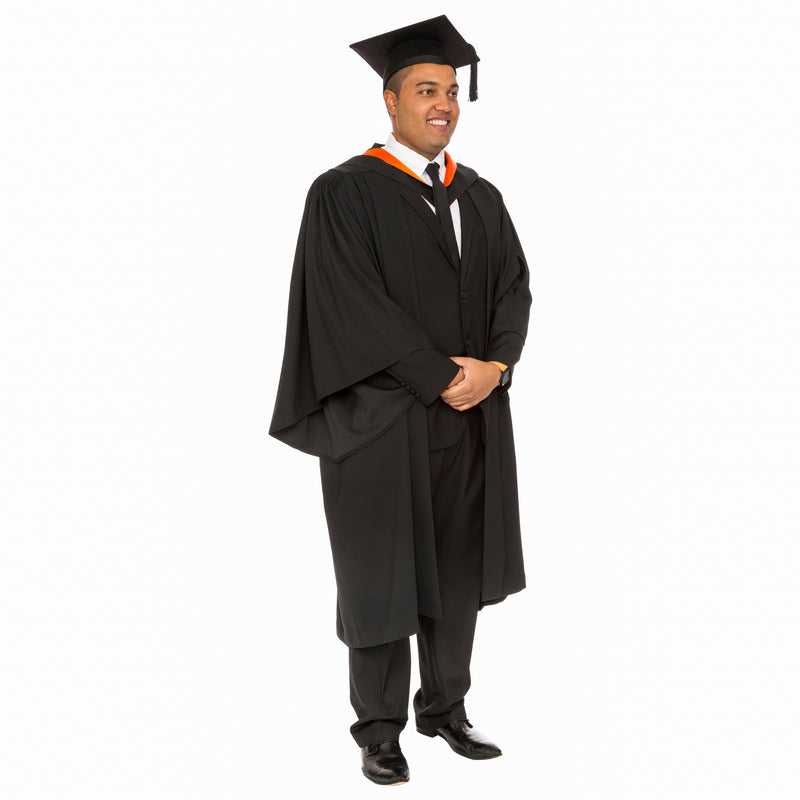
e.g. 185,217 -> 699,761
439,356 -> 502,411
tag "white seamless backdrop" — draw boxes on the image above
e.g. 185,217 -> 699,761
1,1 -> 799,798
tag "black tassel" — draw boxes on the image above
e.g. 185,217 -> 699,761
468,45 -> 478,102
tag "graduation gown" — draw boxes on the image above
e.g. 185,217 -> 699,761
269,148 -> 532,648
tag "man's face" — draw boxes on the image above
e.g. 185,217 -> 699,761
384,62 -> 460,161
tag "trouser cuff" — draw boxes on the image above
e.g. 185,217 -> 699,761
415,703 -> 467,734
350,720 -> 407,748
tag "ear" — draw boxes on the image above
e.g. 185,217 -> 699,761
383,89 -> 398,117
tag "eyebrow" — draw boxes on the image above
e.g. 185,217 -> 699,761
415,80 -> 460,89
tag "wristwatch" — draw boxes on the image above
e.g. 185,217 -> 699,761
499,367 -> 511,388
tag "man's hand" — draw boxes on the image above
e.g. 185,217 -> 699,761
440,357 -> 502,411
446,367 -> 466,389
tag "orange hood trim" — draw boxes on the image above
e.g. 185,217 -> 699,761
363,147 -> 457,187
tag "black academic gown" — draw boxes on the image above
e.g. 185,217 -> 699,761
269,149 -> 532,648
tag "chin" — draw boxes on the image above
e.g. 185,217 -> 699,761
428,133 -> 452,149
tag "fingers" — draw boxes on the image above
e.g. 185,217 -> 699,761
441,399 -> 472,411
444,368 -> 466,392
441,389 -> 479,409
441,359 -> 498,409
440,389 -> 463,403
441,380 -> 493,409
441,380 -> 477,403
441,385 -> 473,403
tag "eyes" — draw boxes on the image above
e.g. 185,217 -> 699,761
419,88 -> 459,99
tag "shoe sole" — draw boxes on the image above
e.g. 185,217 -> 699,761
415,727 -> 503,760
361,770 -> 410,786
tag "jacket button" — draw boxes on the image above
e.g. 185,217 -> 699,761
459,290 -> 467,299
465,338 -> 472,347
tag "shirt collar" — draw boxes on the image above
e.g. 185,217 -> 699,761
383,133 -> 446,187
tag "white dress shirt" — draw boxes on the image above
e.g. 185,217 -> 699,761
382,133 -> 462,255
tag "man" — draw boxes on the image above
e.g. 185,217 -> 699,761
269,16 -> 532,786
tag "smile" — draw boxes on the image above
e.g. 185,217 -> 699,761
428,119 -> 449,127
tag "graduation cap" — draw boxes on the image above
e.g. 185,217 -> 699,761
350,15 -> 480,102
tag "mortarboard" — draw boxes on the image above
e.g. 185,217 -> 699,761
350,15 -> 480,102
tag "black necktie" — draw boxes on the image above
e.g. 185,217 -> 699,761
424,162 -> 460,266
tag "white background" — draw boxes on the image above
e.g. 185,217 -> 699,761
2,1 -> 799,797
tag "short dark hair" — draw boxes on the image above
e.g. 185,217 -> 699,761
385,65 -> 413,97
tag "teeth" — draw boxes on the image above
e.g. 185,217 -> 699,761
428,120 -> 448,126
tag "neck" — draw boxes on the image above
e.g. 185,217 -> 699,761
391,132 -> 441,162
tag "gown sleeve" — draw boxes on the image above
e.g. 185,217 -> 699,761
269,169 -> 453,461
385,348 -> 461,406
485,197 -> 532,380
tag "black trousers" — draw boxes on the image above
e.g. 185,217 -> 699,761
348,409 -> 485,746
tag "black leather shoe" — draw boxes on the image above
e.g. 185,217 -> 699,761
417,719 -> 502,760
360,739 -> 410,785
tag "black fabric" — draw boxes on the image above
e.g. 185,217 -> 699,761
425,162 -> 460,268
349,15 -> 480,100
414,408 -> 484,730
350,638 -> 411,746
403,179 -> 487,452
349,410 -> 484,746
385,347 -> 460,407
269,148 -> 531,647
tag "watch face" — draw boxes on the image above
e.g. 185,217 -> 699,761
501,369 -> 510,387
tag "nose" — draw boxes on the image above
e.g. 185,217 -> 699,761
434,94 -> 452,112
